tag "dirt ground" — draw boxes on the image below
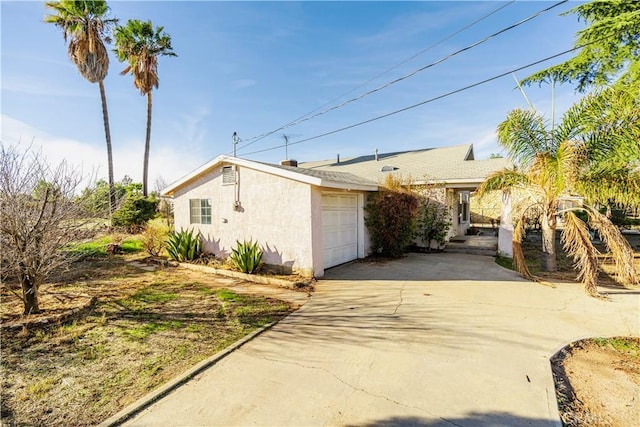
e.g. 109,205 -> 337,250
2,235 -> 638,426
552,337 -> 640,427
518,232 -> 640,427
0,256 -> 308,426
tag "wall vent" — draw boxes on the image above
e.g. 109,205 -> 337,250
222,165 -> 236,184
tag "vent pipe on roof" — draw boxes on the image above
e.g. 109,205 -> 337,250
337,154 -> 340,164
375,148 -> 378,161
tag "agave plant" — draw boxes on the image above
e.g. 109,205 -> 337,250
229,240 -> 263,274
166,228 -> 202,262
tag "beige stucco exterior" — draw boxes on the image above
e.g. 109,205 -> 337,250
170,162 -> 371,277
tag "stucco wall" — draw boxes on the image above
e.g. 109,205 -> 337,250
172,164 -> 314,275
310,187 -> 324,277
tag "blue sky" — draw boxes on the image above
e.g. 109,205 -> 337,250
1,1 -> 586,187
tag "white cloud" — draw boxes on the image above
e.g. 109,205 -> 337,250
2,77 -> 93,98
1,114 -> 203,189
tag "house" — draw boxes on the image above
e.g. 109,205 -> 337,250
299,144 -> 511,238
161,156 -> 378,278
161,144 -> 510,277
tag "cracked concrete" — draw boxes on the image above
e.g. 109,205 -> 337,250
123,253 -> 639,426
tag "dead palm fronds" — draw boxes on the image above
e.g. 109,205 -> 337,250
587,208 -> 638,287
512,216 -> 533,280
479,86 -> 639,296
45,0 -> 118,213
113,19 -> 176,197
561,212 -> 600,296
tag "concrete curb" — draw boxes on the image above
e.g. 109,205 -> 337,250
97,321 -> 278,427
177,262 -> 314,290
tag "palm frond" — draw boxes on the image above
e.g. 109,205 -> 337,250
476,168 -> 529,199
113,19 -> 176,95
577,168 -> 640,208
44,0 -> 114,83
512,216 -> 533,280
549,139 -> 584,197
587,208 -> 638,287
497,109 -> 550,166
561,211 -> 600,296
552,100 -> 584,144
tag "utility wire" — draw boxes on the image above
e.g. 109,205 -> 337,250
236,0 -> 567,154
234,1 -> 516,152
240,44 -> 585,157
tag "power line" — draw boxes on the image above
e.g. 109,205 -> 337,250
240,44 -> 584,157
234,1 -> 517,152
236,0 -> 568,154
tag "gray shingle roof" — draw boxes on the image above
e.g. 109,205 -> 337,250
261,162 -> 379,187
299,144 -> 511,184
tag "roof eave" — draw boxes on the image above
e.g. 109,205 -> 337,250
319,180 -> 379,191
161,156 -> 340,197
161,154 -> 230,197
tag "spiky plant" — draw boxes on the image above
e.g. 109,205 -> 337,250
166,228 -> 202,262
229,240 -> 263,274
478,87 -> 639,296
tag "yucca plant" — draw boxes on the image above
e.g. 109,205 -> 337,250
166,228 -> 202,262
229,240 -> 263,274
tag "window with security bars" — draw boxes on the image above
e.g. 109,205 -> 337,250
189,199 -> 212,224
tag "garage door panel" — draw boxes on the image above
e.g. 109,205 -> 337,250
322,194 -> 359,269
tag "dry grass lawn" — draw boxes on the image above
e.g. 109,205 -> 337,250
1,256 -> 298,426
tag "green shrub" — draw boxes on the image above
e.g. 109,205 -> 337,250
365,190 -> 419,258
112,195 -> 158,232
142,219 -> 170,257
229,240 -> 263,274
166,228 -> 202,261
415,197 -> 451,250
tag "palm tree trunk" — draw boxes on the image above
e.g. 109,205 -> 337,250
99,80 -> 116,216
143,91 -> 152,197
541,211 -> 558,272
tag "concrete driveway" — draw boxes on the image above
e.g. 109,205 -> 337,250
124,253 -> 639,426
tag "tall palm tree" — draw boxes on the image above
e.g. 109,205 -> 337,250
478,88 -> 639,296
45,0 -> 118,215
113,20 -> 176,197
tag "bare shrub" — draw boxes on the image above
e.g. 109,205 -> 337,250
0,144 -> 97,314
142,219 -> 169,257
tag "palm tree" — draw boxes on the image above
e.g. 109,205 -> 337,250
113,20 -> 176,197
45,0 -> 118,215
478,88 -> 639,296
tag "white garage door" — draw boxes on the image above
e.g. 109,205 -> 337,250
322,194 -> 358,269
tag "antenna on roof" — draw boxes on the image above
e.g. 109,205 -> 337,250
276,133 -> 301,160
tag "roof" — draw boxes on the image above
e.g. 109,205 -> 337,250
161,155 -> 379,197
263,162 -> 380,187
298,144 -> 512,186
